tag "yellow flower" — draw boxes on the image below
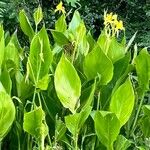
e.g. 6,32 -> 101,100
104,12 -> 113,25
115,20 -> 124,30
55,1 -> 65,14
112,14 -> 118,22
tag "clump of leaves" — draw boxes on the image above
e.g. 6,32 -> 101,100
0,3 -> 150,150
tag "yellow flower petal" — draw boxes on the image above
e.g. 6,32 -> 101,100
55,1 -> 65,13
115,20 -> 124,30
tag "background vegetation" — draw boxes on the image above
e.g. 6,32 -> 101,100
0,0 -> 150,47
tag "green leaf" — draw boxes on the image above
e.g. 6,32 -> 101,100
140,116 -> 150,137
81,80 -> 96,110
97,31 -> 110,54
76,22 -> 89,56
143,105 -> 150,117
55,118 -> 67,141
110,78 -> 135,126
135,48 -> 150,94
125,32 -> 137,52
51,30 -> 70,46
19,9 -> 34,40
54,54 -> 81,113
34,6 -> 43,26
23,107 -> 48,138
15,71 -> 34,100
5,40 -> 20,69
68,11 -> 82,32
83,45 -> 113,85
0,25 -> 4,69
115,135 -> 131,150
0,88 -> 15,141
55,14 -> 67,32
66,0 -> 80,7
94,111 -> 120,149
65,106 -> 92,137
107,37 -> 125,63
87,31 -> 96,51
0,66 -> 12,94
37,74 -> 50,90
27,27 -> 52,85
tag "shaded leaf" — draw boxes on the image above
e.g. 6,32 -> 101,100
65,106 -> 92,137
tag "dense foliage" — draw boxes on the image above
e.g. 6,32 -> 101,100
0,4 -> 150,150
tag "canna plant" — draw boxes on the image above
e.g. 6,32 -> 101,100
0,2 -> 150,150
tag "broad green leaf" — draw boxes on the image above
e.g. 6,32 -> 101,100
0,25 -> 4,69
15,71 -> 34,100
76,22 -> 89,56
110,78 -> 135,126
23,107 -> 48,138
55,14 -> 67,32
100,54 -> 130,107
115,135 -> 131,150
65,106 -> 92,137
112,53 -> 130,83
68,11 -> 82,32
19,9 -> 34,40
27,27 -> 52,85
97,31 -> 110,54
34,6 -> 43,26
10,31 -> 23,54
5,41 -> 20,69
81,80 -> 96,110
0,66 -> 12,94
0,88 -> 15,141
94,111 -> 120,149
135,48 -> 150,94
143,105 -> 150,117
107,37 -> 125,63
141,116 -> 150,137
83,45 -> 113,85
37,74 -> 50,90
51,30 -> 70,46
87,31 -> 96,51
55,118 -> 67,141
54,54 -> 81,113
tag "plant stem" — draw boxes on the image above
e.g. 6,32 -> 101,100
0,141 -> 2,150
39,135 -> 45,150
74,134 -> 78,150
31,88 -> 36,110
71,42 -> 77,64
97,91 -> 101,110
131,93 -> 145,135
107,144 -> 113,150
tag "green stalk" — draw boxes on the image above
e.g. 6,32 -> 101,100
71,42 -> 78,64
107,144 -> 113,150
74,134 -> 78,150
0,141 -> 2,150
97,91 -> 101,110
39,135 -> 45,150
131,93 -> 145,135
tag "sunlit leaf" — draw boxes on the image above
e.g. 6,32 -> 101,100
110,78 -> 135,126
54,54 -> 81,113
